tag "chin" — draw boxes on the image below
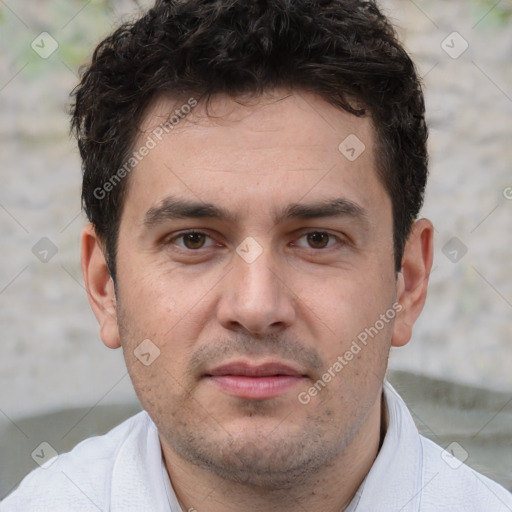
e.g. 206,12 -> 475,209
164,416 -> 343,490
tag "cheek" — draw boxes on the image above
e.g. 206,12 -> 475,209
116,268 -> 212,376
309,269 -> 395,336
118,263 -> 180,326
305,275 -> 396,399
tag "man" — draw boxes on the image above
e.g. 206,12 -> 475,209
1,0 -> 511,510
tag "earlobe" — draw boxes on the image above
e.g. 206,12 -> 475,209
391,219 -> 434,348
81,224 -> 121,349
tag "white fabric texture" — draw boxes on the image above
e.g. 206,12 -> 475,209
1,381 -> 511,512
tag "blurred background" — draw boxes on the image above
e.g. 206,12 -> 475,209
0,0 -> 511,500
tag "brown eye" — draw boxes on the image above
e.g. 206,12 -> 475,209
306,232 -> 331,249
182,232 -> 207,249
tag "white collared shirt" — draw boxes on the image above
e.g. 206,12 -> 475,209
1,381 -> 511,511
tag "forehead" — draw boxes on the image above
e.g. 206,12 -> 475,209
139,90 -> 373,159
123,89 -> 387,225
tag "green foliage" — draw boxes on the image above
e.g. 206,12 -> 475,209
0,1 -> 143,81
471,0 -> 512,27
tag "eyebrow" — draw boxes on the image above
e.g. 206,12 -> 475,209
143,196 -> 368,228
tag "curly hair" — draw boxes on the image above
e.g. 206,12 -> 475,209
71,0 -> 428,280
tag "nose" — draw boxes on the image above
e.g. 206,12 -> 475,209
216,246 -> 296,336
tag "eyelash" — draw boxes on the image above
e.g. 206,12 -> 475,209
165,230 -> 347,252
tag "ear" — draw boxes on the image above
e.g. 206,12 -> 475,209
391,219 -> 434,347
81,223 -> 121,349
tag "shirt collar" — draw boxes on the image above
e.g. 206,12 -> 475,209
346,380 -> 423,512
110,413 -> 179,512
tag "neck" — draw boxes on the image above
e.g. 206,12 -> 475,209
161,392 -> 386,512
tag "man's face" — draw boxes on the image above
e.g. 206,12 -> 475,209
110,90 -> 400,485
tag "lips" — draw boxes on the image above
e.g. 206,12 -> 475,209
207,362 -> 304,378
204,361 -> 306,400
